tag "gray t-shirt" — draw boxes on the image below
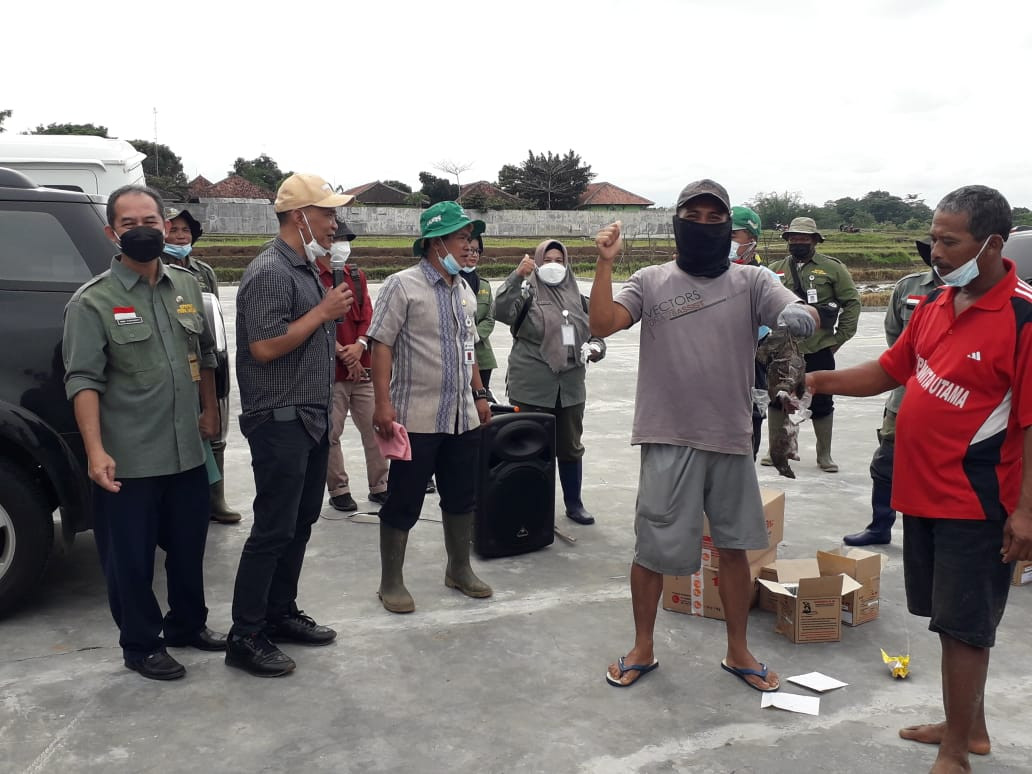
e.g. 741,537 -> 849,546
614,261 -> 800,454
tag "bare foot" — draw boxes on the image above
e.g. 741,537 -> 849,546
899,723 -> 991,756
606,647 -> 656,687
723,656 -> 779,691
929,749 -> 971,774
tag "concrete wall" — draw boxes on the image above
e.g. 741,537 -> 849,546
187,199 -> 676,238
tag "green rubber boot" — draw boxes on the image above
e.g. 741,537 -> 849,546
814,414 -> 839,473
442,512 -> 492,599
378,524 -> 415,613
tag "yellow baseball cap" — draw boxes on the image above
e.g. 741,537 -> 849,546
274,173 -> 355,213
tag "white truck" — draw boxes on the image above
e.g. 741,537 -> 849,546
0,135 -> 146,196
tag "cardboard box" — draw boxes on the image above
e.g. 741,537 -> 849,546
702,488 -> 785,568
757,559 -> 819,613
663,547 -> 776,620
758,573 -> 863,643
817,548 -> 882,627
1013,560 -> 1032,586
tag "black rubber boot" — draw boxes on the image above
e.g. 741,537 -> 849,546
209,446 -> 242,524
442,512 -> 492,598
378,524 -> 415,613
844,480 -> 894,545
558,460 -> 595,525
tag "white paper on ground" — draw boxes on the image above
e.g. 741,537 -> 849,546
761,692 -> 820,716
786,672 -> 849,692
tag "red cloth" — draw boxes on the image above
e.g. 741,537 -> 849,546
879,260 -> 1032,520
317,261 -> 372,382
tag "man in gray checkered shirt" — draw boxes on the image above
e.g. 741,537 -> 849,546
226,174 -> 355,677
368,201 -> 494,614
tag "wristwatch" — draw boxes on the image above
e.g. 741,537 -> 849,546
472,388 -> 489,401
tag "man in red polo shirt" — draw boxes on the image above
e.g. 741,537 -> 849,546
808,185 -> 1032,774
316,221 -> 389,512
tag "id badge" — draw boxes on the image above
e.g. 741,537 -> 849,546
463,341 -> 476,365
806,288 -> 818,304
188,353 -> 200,382
561,324 -> 576,346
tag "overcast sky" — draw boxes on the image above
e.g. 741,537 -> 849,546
3,0 -> 1030,209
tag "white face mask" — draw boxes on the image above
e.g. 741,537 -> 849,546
298,212 -> 329,263
537,261 -> 568,286
329,240 -> 351,264
934,236 -> 990,288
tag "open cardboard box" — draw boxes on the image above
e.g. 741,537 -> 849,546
758,573 -> 863,643
816,548 -> 883,626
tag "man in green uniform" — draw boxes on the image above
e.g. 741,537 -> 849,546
63,185 -> 226,681
844,241 -> 942,545
162,207 -> 242,524
765,217 -> 861,472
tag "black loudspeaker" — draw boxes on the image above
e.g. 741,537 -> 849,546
474,410 -> 556,558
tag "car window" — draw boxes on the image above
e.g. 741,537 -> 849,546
0,208 -> 92,283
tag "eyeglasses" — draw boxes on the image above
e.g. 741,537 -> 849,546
469,247 -> 482,254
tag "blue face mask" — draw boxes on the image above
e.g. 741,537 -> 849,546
435,240 -> 462,275
460,265 -> 476,273
163,243 -> 192,260
935,236 -> 990,288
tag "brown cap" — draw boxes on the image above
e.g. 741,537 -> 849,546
274,173 -> 355,213
676,179 -> 731,213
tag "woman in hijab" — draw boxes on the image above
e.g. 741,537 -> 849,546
460,234 -> 497,397
494,239 -> 606,525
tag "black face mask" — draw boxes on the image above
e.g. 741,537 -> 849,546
118,226 -> 165,262
672,217 -> 732,277
788,243 -> 815,261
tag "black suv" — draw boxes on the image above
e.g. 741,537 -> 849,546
0,168 -> 229,616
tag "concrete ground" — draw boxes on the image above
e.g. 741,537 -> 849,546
2,282 -> 1030,774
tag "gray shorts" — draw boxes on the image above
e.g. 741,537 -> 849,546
633,444 -> 768,576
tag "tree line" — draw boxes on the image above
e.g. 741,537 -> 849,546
3,112 -> 1030,227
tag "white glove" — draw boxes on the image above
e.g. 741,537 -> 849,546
580,341 -> 602,364
777,303 -> 816,338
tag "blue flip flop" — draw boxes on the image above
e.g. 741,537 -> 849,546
606,656 -> 659,688
721,658 -> 780,692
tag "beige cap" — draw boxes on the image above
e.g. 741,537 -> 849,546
274,173 -> 355,213
782,216 -> 824,242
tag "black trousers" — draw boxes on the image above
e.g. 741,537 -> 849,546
378,429 -> 481,531
231,418 -> 329,634
804,347 -> 836,419
92,464 -> 210,659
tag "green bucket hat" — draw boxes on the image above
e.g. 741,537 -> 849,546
781,216 -> 824,242
412,201 -> 486,257
731,205 -> 761,239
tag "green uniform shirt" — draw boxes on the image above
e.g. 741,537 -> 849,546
883,268 -> 940,422
63,257 -> 217,478
767,251 -> 861,354
163,255 -> 218,297
474,278 -> 497,371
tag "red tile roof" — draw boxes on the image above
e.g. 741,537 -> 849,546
458,180 -> 523,206
187,175 -> 214,199
577,182 -> 654,208
201,175 -> 275,201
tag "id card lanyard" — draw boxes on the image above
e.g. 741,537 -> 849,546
561,309 -> 576,347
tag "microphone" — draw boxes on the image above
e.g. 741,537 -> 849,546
330,246 -> 348,324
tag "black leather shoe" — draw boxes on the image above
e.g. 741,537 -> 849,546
167,627 -> 228,651
566,505 -> 596,525
368,491 -> 388,505
125,650 -> 186,681
267,610 -> 337,646
330,494 -> 358,512
225,632 -> 296,677
843,529 -> 891,546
